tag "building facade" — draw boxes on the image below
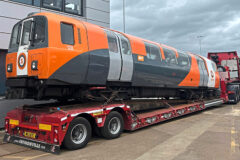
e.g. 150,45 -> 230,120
0,0 -> 110,95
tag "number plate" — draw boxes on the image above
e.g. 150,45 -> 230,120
23,131 -> 36,139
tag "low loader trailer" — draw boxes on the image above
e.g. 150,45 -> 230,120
3,98 -> 224,154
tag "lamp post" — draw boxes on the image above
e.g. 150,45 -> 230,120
197,35 -> 204,55
123,0 -> 126,33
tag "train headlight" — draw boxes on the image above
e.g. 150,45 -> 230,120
7,64 -> 12,72
31,61 -> 38,70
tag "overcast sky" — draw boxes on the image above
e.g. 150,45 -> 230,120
110,0 -> 240,57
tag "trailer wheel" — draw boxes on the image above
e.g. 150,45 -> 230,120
63,117 -> 91,150
101,111 -> 124,139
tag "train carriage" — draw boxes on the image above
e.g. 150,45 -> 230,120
5,12 -> 220,100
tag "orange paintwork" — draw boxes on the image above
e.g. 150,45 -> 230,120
178,54 -> 200,87
6,53 -> 17,78
124,34 -> 147,56
157,44 -> 166,60
83,22 -> 108,51
215,71 -> 220,88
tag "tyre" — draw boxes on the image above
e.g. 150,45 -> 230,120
100,111 -> 124,139
227,85 -> 239,104
232,94 -> 238,104
63,117 -> 92,150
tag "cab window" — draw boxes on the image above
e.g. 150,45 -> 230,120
61,23 -> 74,45
33,16 -> 46,44
9,23 -> 20,50
145,43 -> 161,60
163,48 -> 177,64
21,20 -> 32,46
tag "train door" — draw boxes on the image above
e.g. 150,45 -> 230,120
200,60 -> 209,86
16,18 -> 33,76
116,33 -> 134,81
196,56 -> 204,87
106,31 -> 122,81
204,58 -> 216,88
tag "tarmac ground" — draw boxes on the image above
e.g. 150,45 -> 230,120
0,103 -> 239,160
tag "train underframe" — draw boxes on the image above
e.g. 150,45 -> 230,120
5,78 -> 219,101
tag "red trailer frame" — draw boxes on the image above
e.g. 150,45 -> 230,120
4,99 -> 223,154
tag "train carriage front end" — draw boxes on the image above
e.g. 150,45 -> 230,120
5,12 -> 92,100
6,13 -> 50,99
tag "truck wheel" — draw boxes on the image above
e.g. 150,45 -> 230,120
101,111 -> 124,139
233,94 -> 238,104
63,117 -> 91,150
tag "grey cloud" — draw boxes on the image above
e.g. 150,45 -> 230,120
110,0 -> 240,56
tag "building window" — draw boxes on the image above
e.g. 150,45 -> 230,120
9,0 -> 84,16
43,0 -> 63,11
9,0 -> 32,5
64,0 -> 82,15
33,0 -> 41,7
61,23 -> 74,45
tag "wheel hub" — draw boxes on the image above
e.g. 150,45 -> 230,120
71,124 -> 87,144
108,117 -> 121,135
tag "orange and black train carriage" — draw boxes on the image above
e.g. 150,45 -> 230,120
5,12 -> 220,100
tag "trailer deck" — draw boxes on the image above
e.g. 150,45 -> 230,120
0,102 -> 239,160
3,98 -> 224,154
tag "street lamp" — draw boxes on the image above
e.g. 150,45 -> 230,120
197,35 -> 204,55
123,0 -> 126,33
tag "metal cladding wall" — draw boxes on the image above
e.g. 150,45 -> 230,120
0,50 -> 6,96
0,0 -> 110,50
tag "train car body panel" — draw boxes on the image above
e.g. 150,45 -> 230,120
200,56 -> 217,88
5,12 -> 220,100
178,54 -> 200,87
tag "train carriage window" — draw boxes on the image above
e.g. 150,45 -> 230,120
9,23 -> 20,50
178,52 -> 189,66
61,23 -> 74,45
21,20 -> 32,46
65,0 -> 82,15
106,33 -> 119,53
163,48 -> 177,64
145,43 -> 161,60
120,37 -> 131,55
33,16 -> 46,44
43,0 -> 63,11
